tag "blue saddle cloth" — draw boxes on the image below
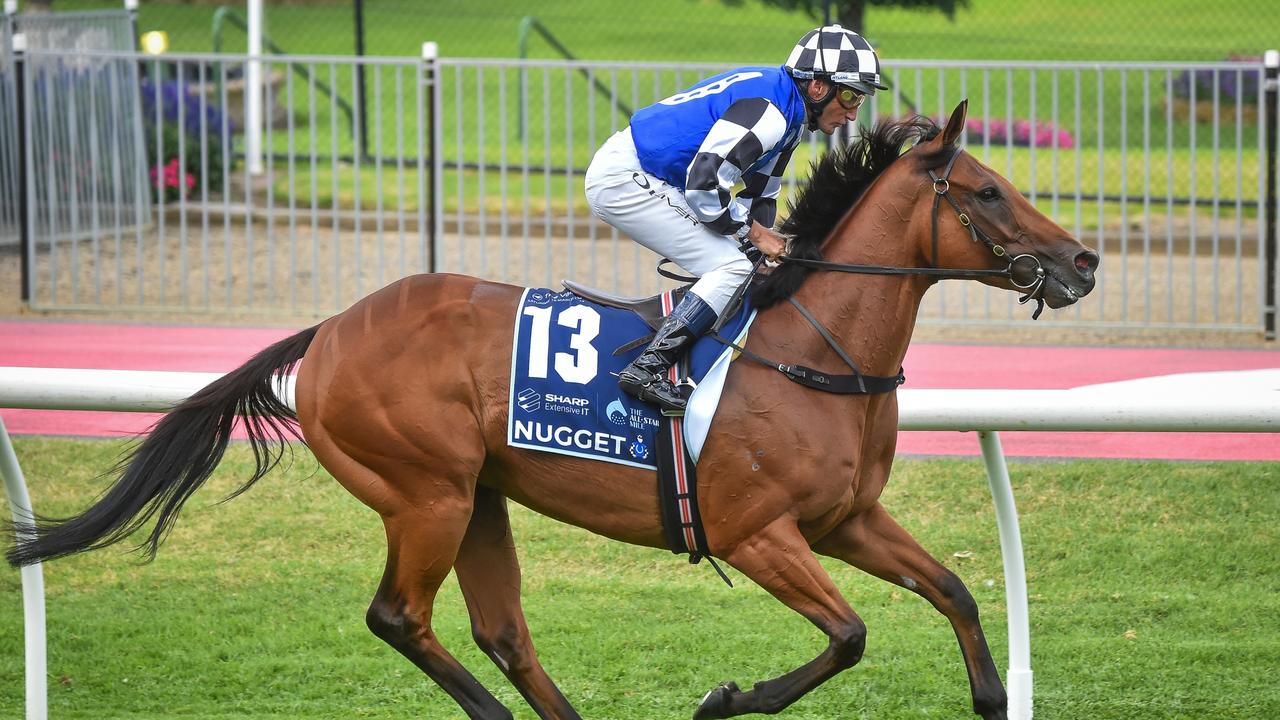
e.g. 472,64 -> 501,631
507,287 -> 752,469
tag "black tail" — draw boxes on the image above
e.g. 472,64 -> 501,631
6,325 -> 321,567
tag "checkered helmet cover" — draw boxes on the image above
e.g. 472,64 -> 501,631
784,24 -> 888,94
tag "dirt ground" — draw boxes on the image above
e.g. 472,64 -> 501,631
1,214 -> 1275,350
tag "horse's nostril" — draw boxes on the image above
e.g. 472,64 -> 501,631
1074,250 -> 1099,277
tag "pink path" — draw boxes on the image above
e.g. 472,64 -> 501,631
1,320 -> 1277,461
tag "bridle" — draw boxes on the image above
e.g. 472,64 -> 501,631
706,145 -> 1052,397
779,146 -> 1049,319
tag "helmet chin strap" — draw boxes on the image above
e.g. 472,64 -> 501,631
798,78 -> 836,131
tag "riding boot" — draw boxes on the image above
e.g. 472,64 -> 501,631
618,291 -> 718,413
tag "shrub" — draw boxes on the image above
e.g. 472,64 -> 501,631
140,77 -> 235,201
1171,55 -> 1261,105
963,117 -> 1075,149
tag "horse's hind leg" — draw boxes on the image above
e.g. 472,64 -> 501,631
694,516 -> 868,720
365,498 -> 517,720
814,502 -> 1008,720
309,433 -> 513,720
455,485 -> 583,720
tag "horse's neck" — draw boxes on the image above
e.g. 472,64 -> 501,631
778,177 -> 930,377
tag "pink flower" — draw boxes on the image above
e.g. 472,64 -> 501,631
164,158 -> 182,189
149,158 -> 196,199
958,117 -> 1075,149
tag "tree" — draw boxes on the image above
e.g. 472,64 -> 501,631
719,0 -> 969,36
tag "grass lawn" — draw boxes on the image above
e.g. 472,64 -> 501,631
1,438 -> 1276,719
49,0 -> 1280,62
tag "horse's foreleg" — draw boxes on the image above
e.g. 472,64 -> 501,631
694,516 -> 867,720
813,502 -> 1008,720
455,485 -> 583,720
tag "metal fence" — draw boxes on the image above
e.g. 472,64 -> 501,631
4,45 -> 1277,335
0,18 -> 18,248
12,48 -> 429,315
12,11 -> 152,288
2,9 -> 147,249
436,56 -> 1277,334
881,59 -> 1274,333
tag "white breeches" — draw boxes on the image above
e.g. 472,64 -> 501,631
584,128 -> 753,315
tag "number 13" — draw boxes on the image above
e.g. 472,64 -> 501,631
522,305 -> 600,385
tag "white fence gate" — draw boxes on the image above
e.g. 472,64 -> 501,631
2,8 -> 151,256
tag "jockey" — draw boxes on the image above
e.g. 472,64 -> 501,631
584,24 -> 887,412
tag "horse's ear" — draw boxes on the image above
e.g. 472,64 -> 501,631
940,99 -> 968,147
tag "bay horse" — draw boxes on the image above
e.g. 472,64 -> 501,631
8,101 -> 1097,720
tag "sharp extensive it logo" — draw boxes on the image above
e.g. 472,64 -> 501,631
516,388 -> 542,412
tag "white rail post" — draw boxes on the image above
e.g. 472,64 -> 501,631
246,0 -> 264,175
0,416 -> 48,720
422,40 -> 440,273
978,431 -> 1032,720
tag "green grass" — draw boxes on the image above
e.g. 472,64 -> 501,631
50,0 -> 1280,62
57,0 -> 1279,152
1,438 -> 1277,719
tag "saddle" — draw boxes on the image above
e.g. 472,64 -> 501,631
562,280 -> 687,332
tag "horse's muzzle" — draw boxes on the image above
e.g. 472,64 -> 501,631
1041,246 -> 1098,308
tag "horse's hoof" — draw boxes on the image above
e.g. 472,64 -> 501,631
975,691 -> 1008,720
693,681 -> 740,720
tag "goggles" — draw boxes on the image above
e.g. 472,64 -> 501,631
835,86 -> 866,111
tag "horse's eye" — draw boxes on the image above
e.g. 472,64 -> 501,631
977,187 -> 1000,202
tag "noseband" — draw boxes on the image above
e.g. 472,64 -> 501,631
780,146 -> 1048,319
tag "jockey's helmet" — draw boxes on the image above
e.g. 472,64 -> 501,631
784,24 -> 887,95
784,24 -> 887,127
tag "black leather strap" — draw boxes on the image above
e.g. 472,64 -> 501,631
774,361 -> 905,394
789,298 -> 861,375
778,255 -> 1009,280
712,332 -> 905,396
656,258 -> 700,284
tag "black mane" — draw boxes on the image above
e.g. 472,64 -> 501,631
750,116 -> 943,308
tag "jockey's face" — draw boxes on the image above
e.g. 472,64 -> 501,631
808,79 -> 865,135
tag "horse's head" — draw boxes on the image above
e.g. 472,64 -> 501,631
910,101 -> 1098,310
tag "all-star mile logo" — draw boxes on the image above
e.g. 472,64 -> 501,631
606,399 -> 628,426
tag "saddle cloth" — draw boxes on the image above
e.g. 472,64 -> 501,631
507,286 -> 755,469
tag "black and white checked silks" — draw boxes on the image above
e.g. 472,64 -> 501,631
683,97 -> 799,237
